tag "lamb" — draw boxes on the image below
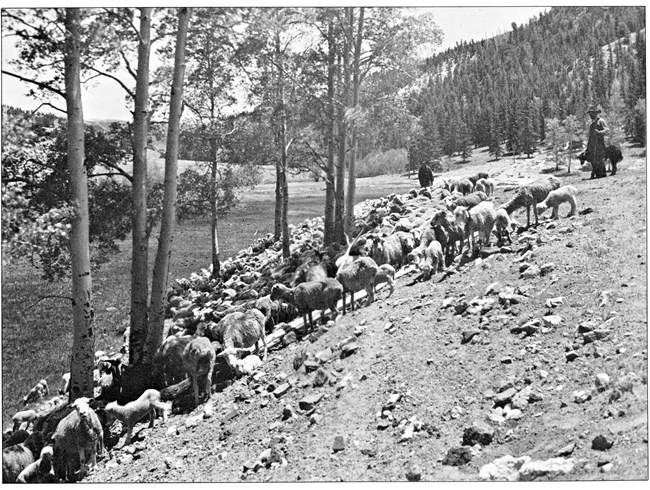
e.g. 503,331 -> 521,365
104,389 -> 169,446
52,397 -> 103,482
213,308 -> 267,376
373,263 -> 396,297
152,334 -> 192,388
336,256 -> 379,314
24,379 -> 49,406
15,446 -> 56,483
12,409 -> 37,432
495,208 -> 513,245
2,431 -> 45,483
369,233 -> 405,268
418,240 -> 444,280
454,200 -> 497,257
536,185 -> 578,219
445,191 -> 488,211
182,331 -> 217,406
474,178 -> 495,196
501,176 -> 561,227
430,209 -> 465,266
468,172 -> 489,186
271,278 -> 343,334
453,178 -> 473,195
407,227 -> 437,265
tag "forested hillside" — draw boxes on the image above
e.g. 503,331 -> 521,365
406,6 -> 645,167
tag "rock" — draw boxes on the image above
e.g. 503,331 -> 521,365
595,373 -> 610,391
309,413 -> 322,425
166,426 -> 179,436
303,360 -> 320,373
299,393 -> 323,411
281,405 -> 295,420
316,348 -> 333,364
582,332 -> 598,344
542,315 -> 563,327
500,356 -> 513,364
313,368 -> 330,387
540,263 -> 555,276
601,463 -> 614,473
223,408 -> 239,423
377,419 -> 391,430
592,435 -> 614,451
405,463 -> 422,481
594,329 -> 611,340
442,446 -> 474,466
383,393 -> 402,411
360,448 -> 377,457
545,296 -> 564,308
332,435 -> 346,453
479,455 -> 532,481
504,407 -> 523,420
577,321 -> 597,333
273,382 -> 291,398
566,351 -> 579,362
203,403 -> 214,419
341,341 -> 359,358
462,421 -> 494,446
399,423 -> 415,442
511,319 -> 541,336
461,329 -> 482,344
494,388 -> 517,407
556,442 -> 576,456
184,416 -> 200,429
282,331 -> 297,346
573,391 -> 591,404
518,457 -> 575,481
499,291 -> 528,305
521,265 -> 541,279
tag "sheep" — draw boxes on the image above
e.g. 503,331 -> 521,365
2,431 -> 44,483
52,397 -> 103,482
454,201 -> 497,257
291,262 -> 327,287
430,209 -> 465,266
254,294 -> 284,332
453,178 -> 473,195
407,227 -> 437,265
445,190 -> 488,211
152,334 -> 192,388
373,263 -> 396,297
104,389 -> 169,446
495,208 -> 514,245
182,333 -> 217,406
369,233 -> 405,268
23,379 -> 49,406
418,240 -> 444,280
475,178 -> 495,196
15,446 -> 56,483
501,176 -> 561,227
468,172 -> 489,186
271,278 -> 343,334
60,373 -> 70,395
12,409 -> 37,432
213,308 -> 267,376
336,256 -> 379,314
3,429 -> 30,449
578,143 -> 623,176
536,185 -> 578,219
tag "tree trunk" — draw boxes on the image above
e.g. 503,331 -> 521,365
274,30 -> 291,258
334,44 -> 348,245
129,7 -> 152,367
323,19 -> 336,246
210,137 -> 221,279
143,7 -> 191,364
64,8 -> 95,401
344,7 -> 364,237
274,162 -> 282,241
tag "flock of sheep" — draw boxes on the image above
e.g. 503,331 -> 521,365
3,167 -> 582,483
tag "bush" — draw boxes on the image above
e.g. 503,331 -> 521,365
356,149 -> 408,178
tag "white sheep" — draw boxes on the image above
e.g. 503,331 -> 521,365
12,409 -> 37,432
182,334 -> 216,406
430,209 -> 465,266
336,256 -> 379,314
2,431 -> 45,483
454,200 -> 497,257
152,334 -> 192,388
212,309 -> 267,375
104,389 -> 169,446
24,379 -> 49,406
474,178 -> 495,196
453,178 -> 473,195
369,233 -> 405,268
495,207 -> 514,245
15,445 -> 56,483
418,240 -> 444,280
60,373 -> 70,395
271,278 -> 343,334
536,185 -> 578,219
502,175 -> 561,227
52,397 -> 103,482
373,263 -> 396,297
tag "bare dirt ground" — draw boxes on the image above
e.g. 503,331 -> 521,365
87,147 -> 647,482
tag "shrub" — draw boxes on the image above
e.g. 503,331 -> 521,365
356,149 -> 408,178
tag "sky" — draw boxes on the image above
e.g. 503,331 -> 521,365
1,5 -> 550,121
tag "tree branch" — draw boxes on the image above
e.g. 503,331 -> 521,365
82,64 -> 134,98
31,102 -> 66,115
88,171 -> 133,182
119,47 -> 137,80
25,294 -> 72,312
2,70 -> 65,98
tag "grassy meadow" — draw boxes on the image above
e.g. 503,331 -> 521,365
1,164 -> 423,427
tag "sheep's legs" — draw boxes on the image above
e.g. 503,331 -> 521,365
148,408 -> 156,428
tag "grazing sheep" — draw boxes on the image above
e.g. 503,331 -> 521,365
213,309 -> 267,375
407,227 -> 437,265
536,185 -> 578,219
153,335 -> 192,388
418,240 -> 444,280
104,389 -> 169,446
2,431 -> 45,483
24,379 -> 49,406
453,178 -> 473,195
182,334 -> 217,406
468,172 -> 489,186
430,209 -> 465,266
271,278 -> 343,334
52,397 -> 103,482
369,233 -> 405,268
495,208 -> 513,245
454,201 -> 497,257
445,191 -> 488,211
16,446 -> 56,483
254,294 -> 283,332
336,256 -> 379,314
501,176 -> 561,227
373,264 -> 396,297
12,410 -> 37,432
475,178 -> 495,196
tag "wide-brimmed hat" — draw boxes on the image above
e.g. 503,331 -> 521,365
586,105 -> 602,114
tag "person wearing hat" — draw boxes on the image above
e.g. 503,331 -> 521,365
585,104 -> 609,178
418,161 -> 435,188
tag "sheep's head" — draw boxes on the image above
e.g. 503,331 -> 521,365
270,284 -> 291,302
70,397 -> 92,419
536,202 -> 548,214
454,206 -> 470,227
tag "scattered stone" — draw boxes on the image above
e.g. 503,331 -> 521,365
309,413 -> 322,425
332,435 -> 346,453
582,332 -> 598,344
166,426 -> 179,436
273,383 -> 291,398
500,356 -> 513,364
313,367 -> 329,387
518,457 -> 575,481
601,463 -> 614,473
281,405 -> 295,420
573,391 -> 591,404
461,329 -> 482,344
377,420 -> 391,430
521,265 -> 541,279
485,282 -> 502,295
479,455 -> 532,481
315,348 -> 332,363
442,446 -> 474,466
299,393 -> 323,411
595,373 -> 610,391
540,263 -> 555,276
577,321 -> 597,333
340,341 -> 359,358
282,331 -> 297,346
542,315 -> 563,327
556,442 -> 576,457
494,388 -> 517,407
545,297 -> 564,308
511,319 -> 541,336
462,421 -> 494,446
405,463 -> 422,481
566,351 -> 579,362
184,416 -> 200,429
399,422 -> 416,442
592,435 -> 614,451
303,360 -> 319,373
360,448 -> 377,457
